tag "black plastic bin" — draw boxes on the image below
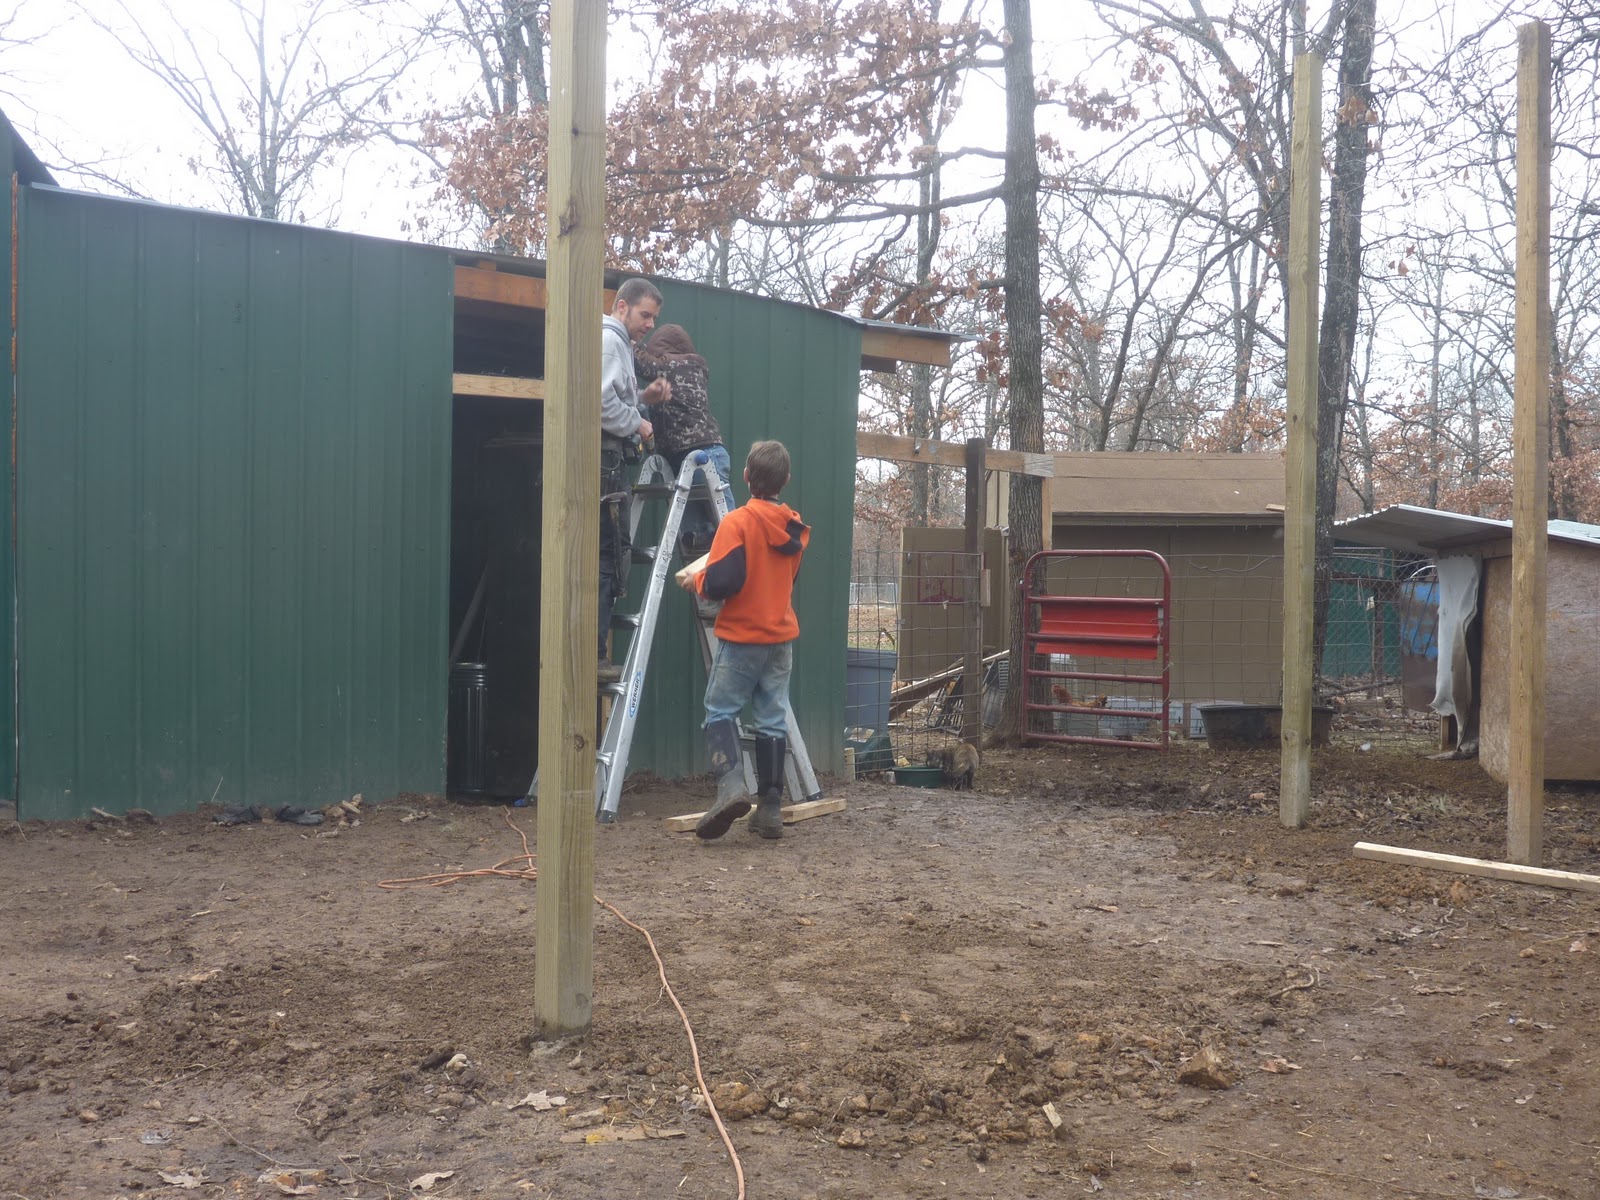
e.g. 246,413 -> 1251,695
448,662 -> 489,794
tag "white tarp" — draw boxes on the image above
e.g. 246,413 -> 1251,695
1430,555 -> 1480,721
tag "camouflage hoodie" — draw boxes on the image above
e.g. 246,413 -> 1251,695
636,324 -> 722,457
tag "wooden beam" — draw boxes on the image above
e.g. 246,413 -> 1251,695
856,431 -> 1053,477
664,798 -> 847,833
453,373 -> 545,401
534,0 -> 606,1039
860,326 -> 952,368
455,265 -> 949,371
1508,22 -> 1551,868
1353,842 -> 1600,895
1279,52 -> 1322,831
455,265 -> 548,308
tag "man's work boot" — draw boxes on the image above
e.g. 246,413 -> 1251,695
749,735 -> 787,840
695,718 -> 750,840
597,657 -> 623,684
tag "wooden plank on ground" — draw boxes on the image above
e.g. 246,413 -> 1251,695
1508,21 -> 1551,867
453,373 -> 545,401
664,798 -> 847,833
1353,842 -> 1600,895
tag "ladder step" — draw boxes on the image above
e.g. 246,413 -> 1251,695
630,543 -> 661,564
631,484 -> 673,500
611,611 -> 642,630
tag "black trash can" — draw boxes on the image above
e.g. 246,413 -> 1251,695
448,662 -> 488,794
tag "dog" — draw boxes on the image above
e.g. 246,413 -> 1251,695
925,739 -> 980,790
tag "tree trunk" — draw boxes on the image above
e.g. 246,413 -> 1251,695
996,0 -> 1043,744
1311,0 -> 1375,681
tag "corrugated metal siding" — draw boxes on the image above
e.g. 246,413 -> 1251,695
625,282 -> 859,779
16,188 -> 453,819
0,127 -> 17,800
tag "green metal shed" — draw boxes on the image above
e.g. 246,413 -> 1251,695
0,113 -> 918,820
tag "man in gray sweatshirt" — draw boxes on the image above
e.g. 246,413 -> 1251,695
598,277 -> 670,682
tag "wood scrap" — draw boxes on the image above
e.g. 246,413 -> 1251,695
1353,842 -> 1600,895
664,797 -> 846,833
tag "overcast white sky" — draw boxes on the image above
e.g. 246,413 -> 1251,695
0,0 -> 1183,243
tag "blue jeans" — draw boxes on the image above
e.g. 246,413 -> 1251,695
671,444 -> 735,547
704,640 -> 793,738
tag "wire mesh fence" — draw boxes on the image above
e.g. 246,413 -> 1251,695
847,542 -> 993,773
847,537 -> 1442,765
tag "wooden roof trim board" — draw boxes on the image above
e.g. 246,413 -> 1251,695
1048,451 -> 1285,519
454,373 -> 544,401
453,265 -> 952,370
855,432 -> 1054,477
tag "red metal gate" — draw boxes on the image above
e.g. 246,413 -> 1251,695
1021,549 -> 1172,749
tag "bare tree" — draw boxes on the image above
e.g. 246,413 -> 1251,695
80,0 -> 429,223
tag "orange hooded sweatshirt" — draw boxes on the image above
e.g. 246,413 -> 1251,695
696,497 -> 810,643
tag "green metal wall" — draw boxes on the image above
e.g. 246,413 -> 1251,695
623,280 -> 861,779
16,187 -> 454,819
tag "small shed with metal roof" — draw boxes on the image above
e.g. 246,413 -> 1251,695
1336,504 -> 1600,783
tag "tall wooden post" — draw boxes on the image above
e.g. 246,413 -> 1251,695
534,0 -> 607,1036
1280,53 -> 1322,829
1508,22 -> 1550,867
961,438 -> 986,747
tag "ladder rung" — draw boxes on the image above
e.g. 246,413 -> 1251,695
630,544 -> 661,564
612,611 -> 642,629
631,484 -> 673,500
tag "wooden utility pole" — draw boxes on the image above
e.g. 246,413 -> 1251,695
1279,53 -> 1322,829
534,0 -> 606,1036
1508,22 -> 1550,867
961,438 -> 986,747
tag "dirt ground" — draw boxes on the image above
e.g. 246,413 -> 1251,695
3,715 -> 1599,1200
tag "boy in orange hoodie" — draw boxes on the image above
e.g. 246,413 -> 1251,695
688,440 -> 810,840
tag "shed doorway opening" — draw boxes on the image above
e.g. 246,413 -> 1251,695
447,298 -> 546,799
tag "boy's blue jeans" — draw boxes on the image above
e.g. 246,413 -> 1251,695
704,639 -> 793,738
671,444 -> 735,545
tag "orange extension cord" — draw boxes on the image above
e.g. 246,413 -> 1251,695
378,810 -> 747,1199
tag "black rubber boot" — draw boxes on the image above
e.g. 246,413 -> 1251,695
695,718 -> 751,840
749,735 -> 786,840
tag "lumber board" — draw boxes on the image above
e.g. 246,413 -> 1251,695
860,326 -> 952,368
1508,21 -> 1551,867
856,431 -> 1054,477
1279,52 -> 1322,830
453,373 -> 545,401
664,798 -> 847,833
455,265 -> 948,373
888,650 -> 1007,720
1353,842 -> 1600,895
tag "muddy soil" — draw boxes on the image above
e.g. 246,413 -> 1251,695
3,721 -> 1598,1200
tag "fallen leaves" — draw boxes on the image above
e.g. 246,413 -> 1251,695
409,1169 -> 455,1193
508,1088 -> 565,1112
158,1170 -> 207,1189
558,1124 -> 684,1145
259,1169 -> 330,1196
1177,1045 -> 1237,1090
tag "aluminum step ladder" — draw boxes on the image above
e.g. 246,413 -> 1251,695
525,449 -> 821,821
